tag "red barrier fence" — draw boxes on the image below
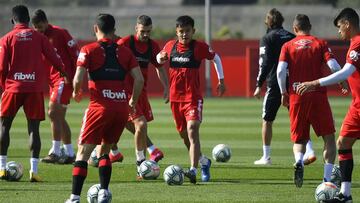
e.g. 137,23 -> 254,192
75,40 -> 349,97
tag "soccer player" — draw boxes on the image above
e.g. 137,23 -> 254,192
296,8 -> 359,203
276,14 -> 343,188
157,15 -> 225,184
31,9 -> 79,164
65,14 -> 143,203
117,15 -> 169,173
254,8 -> 316,166
0,5 -> 66,182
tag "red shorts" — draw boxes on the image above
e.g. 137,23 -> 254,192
0,91 -> 45,120
128,93 -> 153,122
78,107 -> 128,145
170,99 -> 203,132
49,79 -> 73,105
340,105 -> 360,139
289,94 -> 335,142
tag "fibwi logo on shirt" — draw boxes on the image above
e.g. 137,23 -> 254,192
172,56 -> 190,63
14,72 -> 35,81
102,89 -> 127,100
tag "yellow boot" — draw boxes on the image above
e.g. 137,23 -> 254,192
29,171 -> 42,182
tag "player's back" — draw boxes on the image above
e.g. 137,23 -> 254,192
283,35 -> 330,94
1,24 -> 53,92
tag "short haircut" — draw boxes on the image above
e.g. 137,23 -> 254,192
265,8 -> 284,29
176,15 -> 194,28
12,5 -> 30,24
31,9 -> 48,24
137,15 -> 152,26
293,14 -> 311,32
334,7 -> 359,28
96,14 -> 115,34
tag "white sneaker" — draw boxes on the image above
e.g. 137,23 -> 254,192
254,157 -> 272,165
98,189 -> 112,203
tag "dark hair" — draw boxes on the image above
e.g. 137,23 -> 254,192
265,8 -> 284,29
137,15 -> 152,26
12,5 -> 30,24
176,15 -> 194,28
96,14 -> 115,34
293,14 -> 312,32
31,9 -> 48,24
334,7 -> 359,28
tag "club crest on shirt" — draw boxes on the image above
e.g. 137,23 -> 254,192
349,50 -> 359,62
16,30 -> 32,41
294,39 -> 312,49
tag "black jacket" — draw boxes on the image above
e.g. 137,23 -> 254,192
256,27 -> 295,88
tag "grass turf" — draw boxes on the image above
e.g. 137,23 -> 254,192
0,97 -> 359,202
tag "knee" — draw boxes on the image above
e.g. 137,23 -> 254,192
135,120 -> 147,134
48,109 -> 56,120
337,138 -> 345,150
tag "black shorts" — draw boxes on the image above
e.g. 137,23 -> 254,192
262,86 -> 281,122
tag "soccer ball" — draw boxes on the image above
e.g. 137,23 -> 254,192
6,161 -> 23,181
331,165 -> 342,187
315,182 -> 339,202
88,149 -> 99,167
87,184 -> 112,203
212,144 -> 231,162
163,165 -> 184,186
138,160 -> 160,180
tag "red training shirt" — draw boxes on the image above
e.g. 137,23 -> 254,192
345,34 -> 360,108
279,35 -> 334,103
0,23 -> 64,93
77,38 -> 138,111
43,24 -> 79,84
161,40 -> 215,102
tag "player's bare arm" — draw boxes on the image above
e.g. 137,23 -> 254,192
156,51 -> 168,64
155,66 -> 169,103
72,66 -> 85,102
253,86 -> 261,99
129,66 -> 144,109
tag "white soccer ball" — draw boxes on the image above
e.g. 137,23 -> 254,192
87,184 -> 112,203
6,161 -> 23,181
331,165 -> 342,187
88,149 -> 99,167
212,144 -> 231,162
139,160 -> 160,180
163,165 -> 184,186
315,182 -> 339,202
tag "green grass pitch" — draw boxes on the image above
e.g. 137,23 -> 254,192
0,97 -> 359,202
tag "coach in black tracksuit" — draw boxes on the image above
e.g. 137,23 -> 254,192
253,8 -> 295,165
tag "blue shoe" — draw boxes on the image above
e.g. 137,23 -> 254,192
201,158 -> 212,182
